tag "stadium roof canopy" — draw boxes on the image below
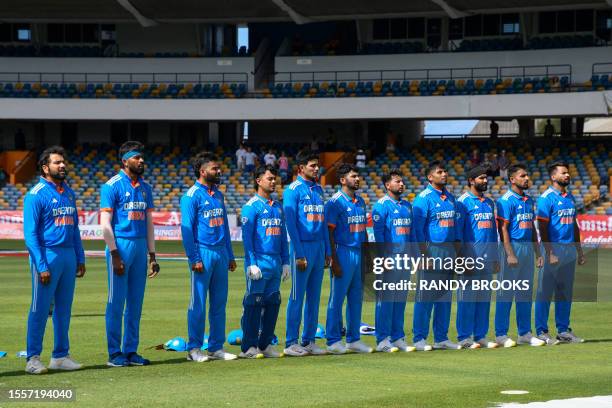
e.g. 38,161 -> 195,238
0,0 -> 609,23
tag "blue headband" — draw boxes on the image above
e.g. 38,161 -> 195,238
122,150 -> 142,161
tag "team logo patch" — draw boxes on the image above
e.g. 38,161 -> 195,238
373,214 -> 380,222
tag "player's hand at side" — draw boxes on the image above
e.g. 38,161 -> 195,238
148,253 -> 160,278
331,259 -> 342,278
548,253 -> 559,265
39,271 -> 51,285
282,264 -> 290,282
192,261 -> 204,273
577,252 -> 586,266
111,249 -> 125,276
228,260 -> 237,272
76,264 -> 86,278
296,257 -> 308,271
493,261 -> 500,274
247,265 -> 262,280
536,256 -> 544,269
506,254 -> 519,267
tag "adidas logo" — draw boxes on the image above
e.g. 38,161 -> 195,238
393,209 -> 399,214
518,205 -> 523,209
305,195 -> 310,200
346,207 -> 352,212
558,201 -> 563,205
125,192 -> 130,197
52,198 -> 58,203
205,201 -> 209,205
263,209 -> 268,214
436,203 -> 441,207
474,205 -> 479,209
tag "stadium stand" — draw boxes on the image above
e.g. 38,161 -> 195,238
0,45 -> 251,58
0,140 -> 608,217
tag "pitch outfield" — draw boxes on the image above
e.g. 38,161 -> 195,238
1,240 -> 611,408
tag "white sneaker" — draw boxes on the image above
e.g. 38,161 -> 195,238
48,355 -> 83,370
260,345 -> 283,358
433,340 -> 462,350
375,338 -> 399,353
495,335 -> 517,348
207,349 -> 238,360
303,342 -> 328,355
238,346 -> 264,359
187,348 -> 209,362
414,339 -> 433,351
458,339 -> 481,349
25,356 -> 48,375
327,341 -> 347,355
475,338 -> 499,349
347,341 -> 374,353
537,333 -> 560,346
283,344 -> 309,357
391,338 -> 416,352
517,332 -> 545,347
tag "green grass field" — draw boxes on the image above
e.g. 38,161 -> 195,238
1,241 -> 611,408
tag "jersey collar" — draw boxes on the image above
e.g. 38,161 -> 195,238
467,190 -> 486,202
120,169 -> 142,188
339,190 -> 359,204
40,177 -> 66,194
508,188 -> 530,202
255,193 -> 274,206
427,183 -> 449,200
549,185 -> 569,198
297,175 -> 318,189
196,180 -> 217,196
385,193 -> 403,205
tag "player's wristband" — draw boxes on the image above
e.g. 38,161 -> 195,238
110,249 -> 120,257
149,252 -> 156,261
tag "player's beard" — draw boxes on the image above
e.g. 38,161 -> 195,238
128,162 -> 145,176
475,182 -> 488,192
48,167 -> 66,181
206,172 -> 221,185
556,178 -> 570,187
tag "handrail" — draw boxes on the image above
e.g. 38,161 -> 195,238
0,71 -> 249,85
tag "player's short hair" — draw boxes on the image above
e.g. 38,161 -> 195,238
382,168 -> 402,187
295,150 -> 319,167
254,165 -> 278,189
38,145 -> 66,175
425,160 -> 446,176
548,161 -> 569,175
191,151 -> 218,178
118,141 -> 145,165
337,163 -> 358,180
507,163 -> 527,180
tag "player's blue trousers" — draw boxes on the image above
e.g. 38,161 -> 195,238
187,244 -> 229,352
241,254 -> 281,352
457,264 -> 493,342
495,242 -> 535,337
105,237 -> 147,357
326,245 -> 363,345
413,244 -> 453,343
27,247 -> 77,360
374,257 -> 407,344
535,245 -> 576,335
286,240 -> 325,347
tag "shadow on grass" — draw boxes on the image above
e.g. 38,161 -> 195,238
584,338 -> 612,343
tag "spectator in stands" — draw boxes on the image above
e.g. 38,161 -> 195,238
385,130 -> 397,154
490,121 -> 499,139
310,136 -> 320,153
498,150 -> 509,180
245,146 -> 257,174
490,153 -> 500,177
469,149 -> 481,167
278,151 -> 289,183
0,166 -> 7,188
355,149 -> 366,169
264,149 -> 277,166
236,143 -> 247,171
544,119 -> 555,139
326,128 -> 337,150
481,153 -> 494,176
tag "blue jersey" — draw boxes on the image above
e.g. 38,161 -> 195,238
100,171 -> 154,239
325,190 -> 367,248
496,189 -> 535,242
283,176 -> 330,258
23,178 -> 85,272
241,194 -> 289,267
536,186 -> 576,243
456,191 -> 498,262
412,184 -> 460,244
372,194 -> 415,243
180,181 -> 234,264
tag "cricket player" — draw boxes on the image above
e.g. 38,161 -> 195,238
455,165 -> 499,349
100,141 -> 160,367
283,150 -> 331,357
372,169 -> 417,353
412,161 -> 461,351
239,165 -> 290,358
495,163 -> 545,347
181,152 -> 237,362
24,146 -> 86,374
535,162 -> 586,344
325,163 -> 372,354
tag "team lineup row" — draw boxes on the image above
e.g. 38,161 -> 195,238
21,142 -> 586,374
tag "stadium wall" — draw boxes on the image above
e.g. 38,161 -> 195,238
275,47 -> 611,83
0,91 -> 609,121
116,24 -> 199,54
